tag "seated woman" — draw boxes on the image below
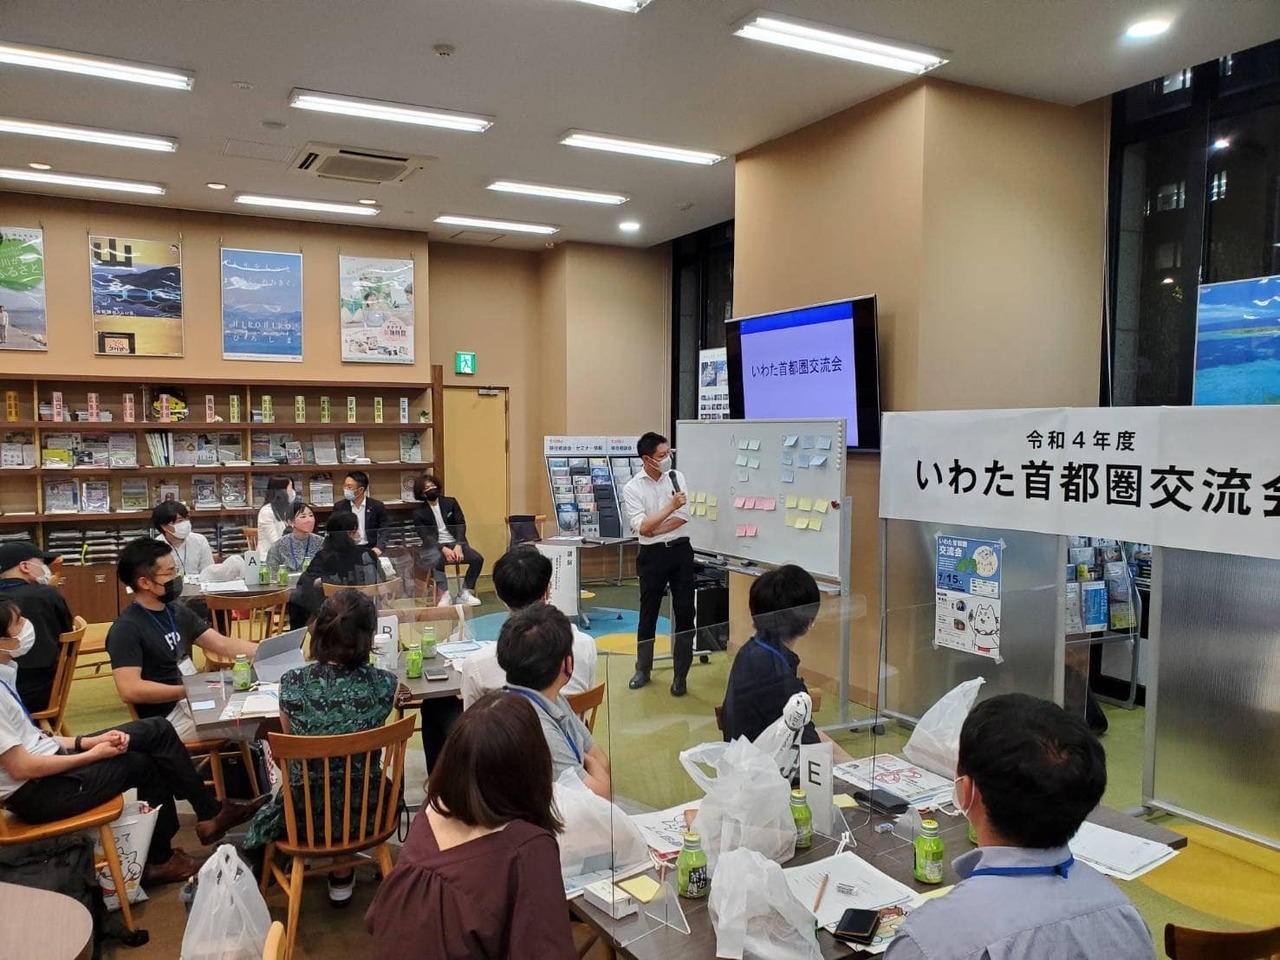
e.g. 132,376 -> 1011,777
265,501 -> 324,577
244,589 -> 397,904
721,564 -> 851,762
366,691 -> 575,959
292,512 -> 382,628
256,475 -> 295,560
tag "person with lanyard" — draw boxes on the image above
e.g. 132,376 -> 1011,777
720,564 -> 850,762
332,470 -> 390,556
265,500 -> 324,576
152,500 -> 214,578
496,603 -> 611,799
884,693 -> 1154,960
0,597 -> 267,886
0,540 -> 73,712
106,537 -> 259,744
621,431 -> 697,696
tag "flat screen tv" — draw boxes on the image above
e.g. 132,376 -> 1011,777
726,296 -> 881,452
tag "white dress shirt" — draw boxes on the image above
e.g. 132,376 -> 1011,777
622,469 -> 690,545
352,497 -> 368,544
460,623 -> 598,709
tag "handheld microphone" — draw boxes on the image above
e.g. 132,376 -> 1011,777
668,471 -> 681,494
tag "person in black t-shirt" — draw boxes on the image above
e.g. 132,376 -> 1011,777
107,538 -> 258,742
0,541 -> 73,712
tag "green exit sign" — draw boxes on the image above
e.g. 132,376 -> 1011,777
455,351 -> 477,375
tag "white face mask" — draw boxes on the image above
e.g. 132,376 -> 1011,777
648,454 -> 672,474
172,520 -> 192,540
34,563 -> 52,586
954,776 -> 973,818
0,618 -> 36,660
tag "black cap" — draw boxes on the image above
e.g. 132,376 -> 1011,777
0,541 -> 58,573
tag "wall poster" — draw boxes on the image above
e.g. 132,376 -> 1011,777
1194,273 -> 1280,406
698,346 -> 728,420
339,255 -> 414,363
90,236 -> 184,356
0,226 -> 47,352
221,248 -> 303,362
934,535 -> 1003,661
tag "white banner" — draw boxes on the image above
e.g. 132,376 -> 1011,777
880,406 -> 1280,561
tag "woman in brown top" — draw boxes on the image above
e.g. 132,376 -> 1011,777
366,690 -> 576,959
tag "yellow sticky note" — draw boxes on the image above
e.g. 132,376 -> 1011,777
618,875 -> 662,903
785,512 -> 797,527
809,518 -> 823,532
693,504 -> 706,516
814,500 -> 828,514
785,495 -> 798,509
833,794 -> 858,809
707,507 -> 717,521
794,517 -> 809,530
708,495 -> 718,507
798,497 -> 813,511
696,491 -> 707,503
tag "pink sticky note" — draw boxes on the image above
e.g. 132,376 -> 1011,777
746,524 -> 758,537
761,498 -> 776,511
733,496 -> 746,509
735,524 -> 748,538
743,497 -> 756,509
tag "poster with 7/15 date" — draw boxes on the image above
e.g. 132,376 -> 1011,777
935,535 -> 1003,661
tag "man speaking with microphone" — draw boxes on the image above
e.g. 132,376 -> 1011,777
622,431 -> 696,696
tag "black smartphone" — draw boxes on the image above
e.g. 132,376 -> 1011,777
852,788 -> 909,816
425,669 -> 449,681
832,907 -> 882,945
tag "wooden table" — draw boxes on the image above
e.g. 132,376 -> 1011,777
0,880 -> 94,960
569,804 -> 1185,959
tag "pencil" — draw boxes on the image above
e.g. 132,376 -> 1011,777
812,873 -> 829,913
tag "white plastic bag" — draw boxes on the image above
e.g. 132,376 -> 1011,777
752,691 -> 812,781
902,677 -> 985,778
681,738 -> 795,873
552,768 -> 649,878
94,799 -> 158,911
709,848 -> 823,960
180,845 -> 272,960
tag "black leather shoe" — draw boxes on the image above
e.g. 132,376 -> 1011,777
670,677 -> 687,697
628,671 -> 650,690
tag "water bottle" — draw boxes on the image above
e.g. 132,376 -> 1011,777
232,654 -> 252,691
277,565 -> 289,586
258,564 -> 270,585
676,831 -> 709,898
405,640 -> 423,679
421,624 -> 437,659
790,788 -> 813,849
179,877 -> 197,912
914,818 -> 946,884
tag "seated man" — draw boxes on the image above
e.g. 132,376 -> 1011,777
107,538 -> 259,742
412,473 -> 483,607
0,540 -> 73,712
0,597 -> 265,885
721,564 -> 850,762
332,470 -> 389,555
152,500 -> 215,577
496,604 -> 611,799
885,693 -> 1154,960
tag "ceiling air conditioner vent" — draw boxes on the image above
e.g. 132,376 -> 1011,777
293,142 -> 431,184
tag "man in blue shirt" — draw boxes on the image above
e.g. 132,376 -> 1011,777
886,693 -> 1154,960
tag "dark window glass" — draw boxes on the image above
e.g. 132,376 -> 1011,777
1204,106 -> 1280,284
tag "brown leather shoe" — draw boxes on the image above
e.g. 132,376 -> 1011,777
196,794 -> 271,846
142,849 -> 205,886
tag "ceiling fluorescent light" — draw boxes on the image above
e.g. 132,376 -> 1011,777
0,116 -> 176,152
559,130 -> 724,165
289,89 -> 493,132
571,0 -> 653,11
487,180 -> 628,205
733,12 -> 948,74
1125,19 -> 1171,39
434,215 -> 558,235
0,41 -> 193,89
234,194 -> 380,216
0,167 -> 164,195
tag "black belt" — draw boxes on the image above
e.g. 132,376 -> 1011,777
641,537 -> 690,549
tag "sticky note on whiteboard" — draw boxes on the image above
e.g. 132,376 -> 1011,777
748,439 -> 760,451
737,470 -> 750,482
743,497 -> 756,509
760,498 -> 776,511
794,517 -> 809,530
738,439 -> 749,450
811,455 -> 827,467
799,497 -> 814,511
735,454 -> 748,466
696,491 -> 707,503
815,500 -> 829,514
785,495 -> 798,509
798,455 -> 810,469
781,453 -> 793,466
745,524 -> 758,537
708,507 -> 717,521
735,524 -> 748,538
781,469 -> 795,483
783,435 -> 798,447
733,496 -> 746,508
748,457 -> 760,469
809,518 -> 823,532
693,504 -> 706,516
785,512 -> 798,527
817,436 -> 833,450
800,435 -> 815,449
708,495 -> 718,507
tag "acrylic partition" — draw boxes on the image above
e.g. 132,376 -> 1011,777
881,519 -> 1067,725
1146,547 -> 1280,849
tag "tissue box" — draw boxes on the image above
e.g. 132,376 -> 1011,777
583,879 -> 637,919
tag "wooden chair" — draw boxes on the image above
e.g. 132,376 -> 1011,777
202,589 -> 290,670
242,527 -> 259,551
505,514 -> 546,549
262,715 -> 416,960
566,681 -> 605,734
0,795 -> 137,933
1165,923 -> 1280,960
263,920 -> 285,960
71,621 -> 113,681
30,615 -> 85,736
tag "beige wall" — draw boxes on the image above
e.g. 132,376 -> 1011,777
734,78 -> 1106,704
0,191 -> 430,383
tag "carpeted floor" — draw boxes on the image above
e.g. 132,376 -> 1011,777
57,579 -> 1280,958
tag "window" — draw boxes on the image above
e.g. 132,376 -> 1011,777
1161,70 -> 1192,95
1155,182 -> 1186,211
670,221 -> 733,431
1209,171 -> 1227,202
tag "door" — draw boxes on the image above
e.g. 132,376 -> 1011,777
442,386 -> 510,580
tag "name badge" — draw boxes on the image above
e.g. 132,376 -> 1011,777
177,657 -> 197,677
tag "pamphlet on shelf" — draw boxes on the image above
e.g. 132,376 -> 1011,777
81,480 -> 110,514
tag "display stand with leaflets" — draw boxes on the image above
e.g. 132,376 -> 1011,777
544,435 -> 639,538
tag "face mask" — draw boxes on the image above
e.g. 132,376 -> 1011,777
33,563 -> 52,586
0,619 -> 37,659
648,455 -> 672,474
955,776 -> 974,818
159,576 -> 184,605
172,520 -> 192,540
343,489 -> 356,501
424,488 -> 440,502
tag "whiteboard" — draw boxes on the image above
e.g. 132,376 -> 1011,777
675,419 -> 847,581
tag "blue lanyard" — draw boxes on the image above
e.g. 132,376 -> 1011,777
969,855 -> 1074,879
0,676 -> 35,725
751,637 -> 791,672
134,601 -> 180,648
507,688 -> 582,764
287,536 -> 312,570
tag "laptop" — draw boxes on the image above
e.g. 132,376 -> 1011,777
252,627 -> 308,684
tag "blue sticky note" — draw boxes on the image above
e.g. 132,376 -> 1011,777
811,454 -> 827,466
817,436 -> 833,450
781,453 -> 793,466
800,435 -> 815,449
781,469 -> 795,483
783,435 -> 799,447
798,454 -> 810,468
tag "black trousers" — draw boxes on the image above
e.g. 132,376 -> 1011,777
422,542 -> 484,592
418,697 -> 464,771
635,539 -> 697,680
5,717 -> 221,865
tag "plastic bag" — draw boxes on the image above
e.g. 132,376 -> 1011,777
94,799 -> 158,910
902,677 -> 985,778
681,738 -> 795,873
709,848 -> 822,960
552,768 -> 649,878
752,691 -> 812,781
180,845 -> 271,960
